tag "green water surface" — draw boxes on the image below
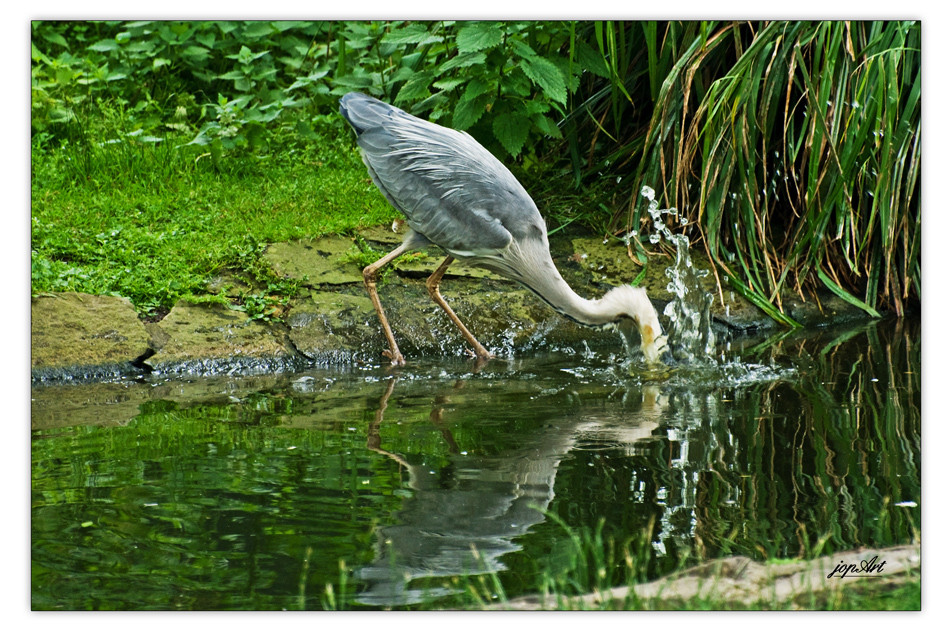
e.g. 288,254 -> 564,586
31,318 -> 921,610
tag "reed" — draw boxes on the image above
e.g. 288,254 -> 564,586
622,21 -> 920,320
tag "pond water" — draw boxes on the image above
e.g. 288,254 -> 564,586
31,316 -> 920,610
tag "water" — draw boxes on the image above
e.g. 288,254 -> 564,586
31,201 -> 920,609
31,318 -> 920,610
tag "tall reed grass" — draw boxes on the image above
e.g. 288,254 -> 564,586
642,21 -> 919,319
565,21 -> 920,322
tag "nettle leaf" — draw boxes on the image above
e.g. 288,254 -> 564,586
462,76 -> 490,101
195,31 -> 216,49
575,40 -> 611,79
395,72 -> 434,105
382,23 -> 442,46
181,46 -> 211,61
439,52 -> 486,73
509,38 -> 537,60
521,55 -> 567,105
89,38 -> 120,53
500,68 -> 531,97
453,93 -> 490,130
242,22 -> 276,39
493,112 -> 530,157
456,22 -> 504,54
41,31 -> 69,48
532,113 -> 562,139
433,77 -> 466,91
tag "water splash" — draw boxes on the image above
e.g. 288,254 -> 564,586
637,186 -> 716,364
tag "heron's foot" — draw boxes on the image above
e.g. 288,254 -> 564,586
382,348 -> 406,367
464,347 -> 495,361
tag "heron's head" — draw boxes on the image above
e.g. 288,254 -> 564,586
602,285 -> 669,366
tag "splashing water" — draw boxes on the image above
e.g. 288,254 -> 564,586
635,186 -> 716,364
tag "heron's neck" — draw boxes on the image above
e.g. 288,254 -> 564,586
518,260 -> 621,327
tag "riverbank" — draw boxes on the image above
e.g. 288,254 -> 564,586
490,544 -> 920,610
31,224 -> 875,383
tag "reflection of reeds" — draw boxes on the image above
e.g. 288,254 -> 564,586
693,320 -> 920,560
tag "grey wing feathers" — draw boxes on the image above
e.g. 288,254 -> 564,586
339,92 -> 546,258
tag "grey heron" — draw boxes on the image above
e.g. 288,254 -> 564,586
340,92 -> 668,367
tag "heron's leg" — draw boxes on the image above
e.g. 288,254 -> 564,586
425,255 -> 495,361
363,242 -> 411,366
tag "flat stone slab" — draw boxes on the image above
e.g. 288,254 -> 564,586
287,291 -> 389,365
144,301 -> 298,374
31,292 -> 151,381
358,223 -> 406,246
265,237 -> 364,285
287,279 -> 626,365
393,254 -> 505,280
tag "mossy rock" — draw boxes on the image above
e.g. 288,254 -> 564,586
31,292 -> 151,381
287,276 -> 629,365
264,237 -> 363,286
144,301 -> 298,374
286,291 -> 390,365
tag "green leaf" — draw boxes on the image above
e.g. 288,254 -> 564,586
48,107 -> 75,123
574,40 -> 610,79
493,112 -> 530,157
456,22 -> 504,53
462,76 -> 490,102
195,30 -> 216,48
816,269 -> 882,318
395,72 -> 434,104
521,55 -> 567,104
88,38 -> 120,53
54,67 -> 73,84
453,93 -> 489,130
433,77 -> 467,91
31,42 -> 51,63
40,31 -> 68,48
242,22 -> 276,38
381,23 -> 442,46
439,52 -> 487,73
181,46 -> 211,61
295,120 -> 319,140
532,113 -> 562,139
510,38 -> 538,60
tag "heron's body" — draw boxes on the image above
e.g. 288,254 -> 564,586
339,92 -> 667,366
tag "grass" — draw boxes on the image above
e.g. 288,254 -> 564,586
319,517 -> 921,611
29,98 -> 621,321
31,109 -> 399,317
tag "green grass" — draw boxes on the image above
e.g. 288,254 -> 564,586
31,110 -> 398,317
319,518 -> 921,611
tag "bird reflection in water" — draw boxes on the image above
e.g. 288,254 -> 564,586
355,377 -> 665,607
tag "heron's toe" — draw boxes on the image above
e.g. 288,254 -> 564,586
382,349 -> 406,367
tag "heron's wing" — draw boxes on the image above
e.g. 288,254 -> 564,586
340,93 -> 547,259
